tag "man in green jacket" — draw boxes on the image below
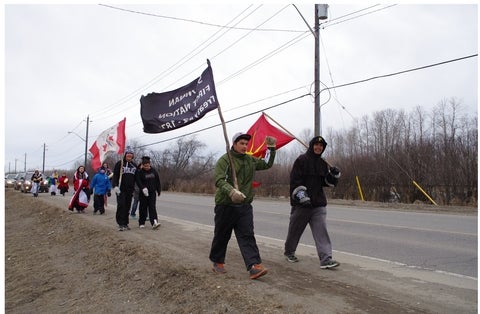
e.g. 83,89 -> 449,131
209,132 -> 276,280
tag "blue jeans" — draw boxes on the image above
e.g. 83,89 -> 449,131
130,197 -> 139,216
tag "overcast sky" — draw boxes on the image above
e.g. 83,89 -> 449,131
3,3 -> 478,173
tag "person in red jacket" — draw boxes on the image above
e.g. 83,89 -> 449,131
68,166 -> 90,213
58,172 -> 70,196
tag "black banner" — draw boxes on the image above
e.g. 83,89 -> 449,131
140,64 -> 218,133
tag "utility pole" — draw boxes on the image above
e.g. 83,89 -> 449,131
42,143 -> 46,174
85,115 -> 90,167
314,4 -> 329,136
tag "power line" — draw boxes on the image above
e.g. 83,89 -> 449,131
320,54 -> 478,93
322,4 -> 397,29
91,5 -> 264,120
98,4 -> 305,33
152,6 -> 291,93
218,31 -> 310,84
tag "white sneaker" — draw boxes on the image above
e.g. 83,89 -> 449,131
139,225 -> 145,229
152,222 -> 161,230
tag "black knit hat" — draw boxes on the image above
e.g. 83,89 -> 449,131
141,156 -> 151,165
310,136 -> 327,147
308,136 -> 328,156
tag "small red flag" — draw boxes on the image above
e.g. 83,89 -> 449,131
246,113 -> 295,157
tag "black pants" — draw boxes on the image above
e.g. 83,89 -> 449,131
116,191 -> 133,226
93,194 -> 106,214
209,204 -> 261,270
138,193 -> 158,226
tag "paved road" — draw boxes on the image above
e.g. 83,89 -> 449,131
155,192 -> 477,278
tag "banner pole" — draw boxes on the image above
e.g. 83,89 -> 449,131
216,104 -> 238,189
208,60 -> 238,189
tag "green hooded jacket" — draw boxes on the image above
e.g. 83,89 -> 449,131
214,148 -> 276,205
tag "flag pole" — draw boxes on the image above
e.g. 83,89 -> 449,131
263,112 -> 308,149
263,112 -> 333,168
208,59 -> 239,189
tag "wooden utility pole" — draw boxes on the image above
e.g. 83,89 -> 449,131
314,4 -> 329,136
84,115 -> 90,167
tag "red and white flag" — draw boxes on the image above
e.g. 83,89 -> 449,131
89,118 -> 126,170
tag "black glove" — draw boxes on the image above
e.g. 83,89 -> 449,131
330,166 -> 341,177
107,191 -> 111,197
292,186 -> 311,207
300,198 -> 312,207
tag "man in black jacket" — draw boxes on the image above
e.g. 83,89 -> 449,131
135,156 -> 162,230
284,136 -> 341,269
112,147 -> 137,231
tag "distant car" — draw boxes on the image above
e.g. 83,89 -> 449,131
14,173 -> 25,191
20,172 -> 35,193
5,173 -> 17,188
39,175 -> 49,193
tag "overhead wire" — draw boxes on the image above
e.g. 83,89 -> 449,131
320,54 -> 478,93
322,4 -> 398,29
98,4 -> 306,33
218,31 -> 310,84
92,5 -> 262,119
163,5 -> 292,91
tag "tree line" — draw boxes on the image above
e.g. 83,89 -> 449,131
63,98 -> 475,206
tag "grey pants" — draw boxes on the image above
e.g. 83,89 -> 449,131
284,205 -> 332,264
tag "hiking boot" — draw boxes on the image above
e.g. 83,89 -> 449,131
285,254 -> 299,263
249,264 -> 267,279
212,262 -> 227,274
320,259 -> 339,269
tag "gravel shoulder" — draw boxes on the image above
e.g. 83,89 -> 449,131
4,189 -> 477,313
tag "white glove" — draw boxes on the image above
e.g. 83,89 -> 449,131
265,136 -> 277,148
142,188 -> 149,197
229,188 -> 246,203
113,186 -> 121,195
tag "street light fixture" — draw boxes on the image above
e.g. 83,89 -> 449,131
68,131 -> 85,142
68,115 -> 90,167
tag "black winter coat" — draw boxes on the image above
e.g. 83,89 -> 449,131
289,145 -> 338,207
